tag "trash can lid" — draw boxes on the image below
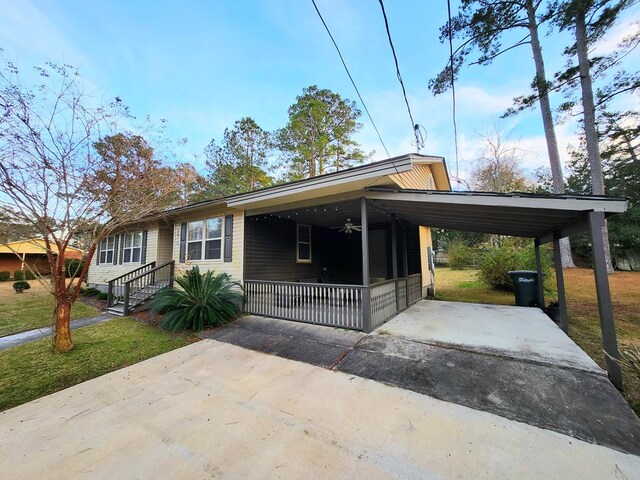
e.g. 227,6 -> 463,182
508,270 -> 545,276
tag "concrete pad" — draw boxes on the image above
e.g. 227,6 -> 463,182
378,300 -> 603,373
338,335 -> 640,456
1,340 -> 638,480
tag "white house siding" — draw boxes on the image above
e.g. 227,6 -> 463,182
87,227 -> 160,287
172,207 -> 244,283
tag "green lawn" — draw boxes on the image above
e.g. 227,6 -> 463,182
435,267 -> 640,416
0,317 -> 197,411
0,281 -> 99,337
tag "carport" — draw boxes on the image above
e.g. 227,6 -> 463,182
363,187 -> 628,389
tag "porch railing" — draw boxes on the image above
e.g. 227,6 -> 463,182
107,262 -> 156,308
244,273 -> 422,332
244,280 -> 364,330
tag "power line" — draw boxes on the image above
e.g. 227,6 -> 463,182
311,0 -> 391,158
376,0 -> 423,151
446,0 -> 461,187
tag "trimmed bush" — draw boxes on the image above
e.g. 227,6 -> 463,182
13,270 -> 24,281
13,281 -> 31,293
24,270 -> 36,280
66,258 -> 86,278
478,242 -> 551,291
447,241 -> 479,270
152,267 -> 243,332
0,271 -> 10,282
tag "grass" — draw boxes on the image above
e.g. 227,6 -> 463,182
435,267 -> 640,416
0,280 -> 99,337
0,317 -> 197,412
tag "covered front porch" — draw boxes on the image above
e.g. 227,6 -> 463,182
243,197 -> 429,331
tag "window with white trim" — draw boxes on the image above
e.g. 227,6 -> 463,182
187,216 -> 223,261
98,236 -> 115,264
296,224 -> 311,263
123,231 -> 143,263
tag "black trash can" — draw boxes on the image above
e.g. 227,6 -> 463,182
508,270 -> 543,307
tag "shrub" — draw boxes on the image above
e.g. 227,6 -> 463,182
447,241 -> 479,270
0,271 -> 10,282
96,292 -> 108,301
152,267 -> 243,332
13,270 -> 24,281
66,258 -> 86,278
24,270 -> 36,280
13,281 -> 31,293
478,242 -> 551,291
81,287 -> 101,297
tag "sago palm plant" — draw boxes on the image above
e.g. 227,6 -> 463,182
151,267 -> 243,332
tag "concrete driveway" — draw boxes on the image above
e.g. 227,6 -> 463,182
1,340 -> 639,480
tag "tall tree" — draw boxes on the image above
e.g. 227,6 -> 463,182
0,60 -> 176,352
277,86 -> 366,180
205,117 -> 274,197
552,0 -> 635,272
430,0 -> 576,267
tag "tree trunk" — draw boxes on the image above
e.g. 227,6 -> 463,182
54,296 -> 74,352
525,0 -> 576,268
575,3 -> 615,274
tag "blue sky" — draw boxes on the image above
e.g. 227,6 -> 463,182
1,0 -> 638,183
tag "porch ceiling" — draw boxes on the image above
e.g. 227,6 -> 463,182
259,188 -> 628,240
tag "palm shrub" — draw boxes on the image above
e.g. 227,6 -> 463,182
151,267 -> 243,332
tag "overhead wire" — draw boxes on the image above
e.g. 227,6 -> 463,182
311,0 -> 391,158
376,0 -> 424,152
446,0 -> 461,188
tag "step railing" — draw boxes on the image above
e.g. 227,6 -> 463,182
108,261 -> 175,315
107,262 -> 156,308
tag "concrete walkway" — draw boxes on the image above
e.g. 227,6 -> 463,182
203,312 -> 640,456
1,340 -> 639,479
0,314 -> 115,351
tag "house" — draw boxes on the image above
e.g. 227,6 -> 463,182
0,239 -> 84,276
86,152 -> 629,389
87,153 -> 450,328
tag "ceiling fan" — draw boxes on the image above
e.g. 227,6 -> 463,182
331,218 -> 362,234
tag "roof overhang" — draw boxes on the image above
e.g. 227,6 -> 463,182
364,188 -> 628,241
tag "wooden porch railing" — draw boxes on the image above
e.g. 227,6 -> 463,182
244,273 -> 422,331
244,280 -> 365,330
107,261 -> 175,315
107,262 -> 157,308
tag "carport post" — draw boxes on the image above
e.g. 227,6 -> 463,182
534,239 -> 545,309
361,197 -> 372,333
552,232 -> 569,334
401,224 -> 408,278
588,211 -> 622,389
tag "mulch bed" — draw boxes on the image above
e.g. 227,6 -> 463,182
78,296 -> 107,311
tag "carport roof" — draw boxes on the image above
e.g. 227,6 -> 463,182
364,187 -> 628,240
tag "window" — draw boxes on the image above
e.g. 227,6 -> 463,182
205,217 -> 223,260
123,231 -> 143,263
98,236 -> 115,264
187,217 -> 223,261
297,224 -> 311,263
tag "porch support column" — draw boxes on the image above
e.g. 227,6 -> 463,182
552,232 -> 569,334
588,211 -> 622,389
391,216 -> 398,279
361,197 -> 371,333
401,224 -> 408,278
534,239 -> 545,309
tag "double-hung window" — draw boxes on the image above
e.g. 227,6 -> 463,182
296,224 -> 311,263
123,231 -> 142,263
98,236 -> 115,264
187,217 -> 223,261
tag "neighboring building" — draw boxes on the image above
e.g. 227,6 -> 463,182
87,153 -> 450,329
0,238 -> 84,276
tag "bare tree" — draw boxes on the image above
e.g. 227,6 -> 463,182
471,129 -> 530,193
0,59 -> 176,352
